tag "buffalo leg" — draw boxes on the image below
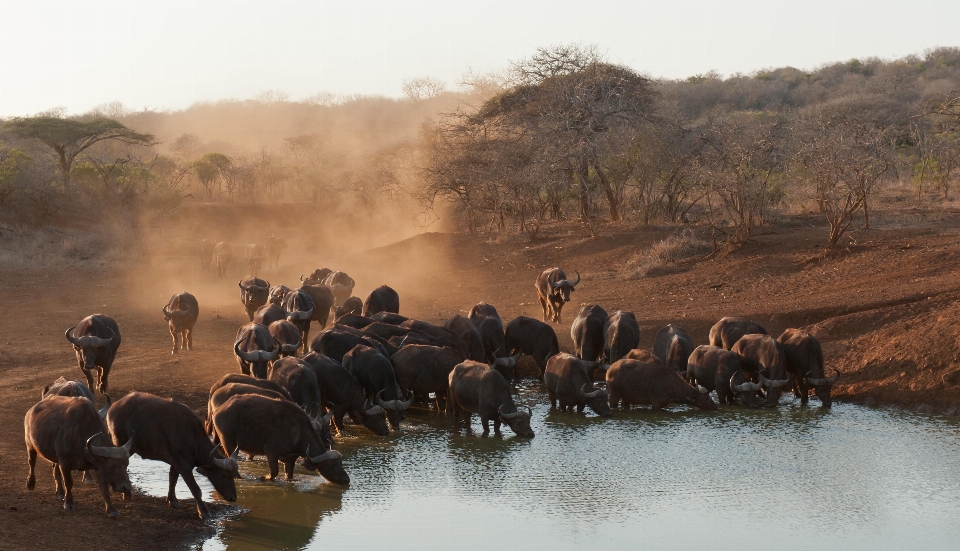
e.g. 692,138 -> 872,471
608,388 -> 620,409
167,466 -> 181,508
25,447 -> 37,490
283,460 -> 296,480
81,367 -> 95,394
799,380 -> 810,405
179,467 -> 211,519
493,418 -> 503,436
186,328 -> 193,351
170,327 -> 179,354
265,454 -> 280,481
83,469 -> 95,484
52,463 -> 64,499
480,416 -> 490,436
577,403 -> 585,414
548,391 -> 557,410
98,475 -> 120,517
97,367 -> 109,395
60,466 -> 74,510
539,297 -> 548,322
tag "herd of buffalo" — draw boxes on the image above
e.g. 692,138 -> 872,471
23,247 -> 841,521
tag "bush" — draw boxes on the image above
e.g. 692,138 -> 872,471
624,229 -> 711,279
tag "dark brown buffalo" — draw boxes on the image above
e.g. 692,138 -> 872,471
399,319 -> 469,360
42,376 -> 97,405
322,271 -> 355,306
269,320 -> 302,357
107,392 -> 239,519
334,296 -> 363,320
654,325 -> 695,374
624,349 -> 664,364
468,302 -> 502,328
211,394 -> 348,485
444,315 -> 486,362
206,374 -> 293,434
254,304 -> 287,327
208,383 -> 290,426
281,290 -> 315,353
392,344 -> 461,411
358,321 -> 412,342
778,328 -> 840,408
504,316 -> 560,379
199,239 -> 214,271
310,328 -> 390,363
344,344 -> 413,430
370,311 -> 408,325
544,353 -> 611,416
214,242 -> 232,279
301,351 -> 389,436
535,267 -> 581,323
468,303 -> 517,378
362,285 -> 399,317
301,268 -> 333,286
266,235 -> 287,268
298,283 -> 335,330
239,277 -> 271,321
687,345 -> 760,408
606,359 -> 717,411
269,357 -> 322,416
234,322 -> 281,378
25,396 -> 134,517
709,316 -> 768,350
268,284 -> 292,306
335,313 -> 376,329
572,304 -> 608,364
447,360 -> 534,437
604,310 -> 640,365
65,314 -> 120,395
732,334 -> 792,407
245,243 -> 266,276
162,292 -> 199,355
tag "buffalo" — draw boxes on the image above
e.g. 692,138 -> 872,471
268,285 -> 292,306
107,392 -> 238,519
447,360 -> 534,437
686,345 -> 760,408
654,325 -> 695,374
606,359 -> 717,411
234,322 -> 281,378
253,303 -> 287,327
604,310 -> 640,364
392,344 -> 461,411
343,344 -> 413,430
371,311 -> 408,325
239,277 -> 271,321
504,316 -> 560,379
322,271 -> 355,306
65,314 -> 120,395
468,302 -> 502,328
245,244 -> 266,276
25,396 -> 134,517
444,315 -> 486,362
269,320 -> 303,357
266,235 -> 287,268
300,268 -> 333,286
535,267 -> 580,323
162,292 -> 199,354
199,239 -> 214,271
269,357 -> 322,416
362,285 -> 399,317
572,304 -> 608,364
310,327 -> 390,363
624,349 -> 663,364
206,373 -> 293,434
543,353 -> 611,416
778,328 -> 840,407
301,351 -> 389,436
298,283 -> 335,330
732,334 -> 792,407
281,289 -> 315,353
214,242 -> 232,279
709,316 -> 768,350
211,394 -> 348,485
334,297 -> 363,320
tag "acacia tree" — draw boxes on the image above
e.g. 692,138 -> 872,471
0,116 -> 154,186
193,152 -> 232,199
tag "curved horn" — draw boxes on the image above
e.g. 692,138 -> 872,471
363,399 -> 385,416
98,394 -> 112,418
211,452 -> 238,471
549,279 -> 560,289
376,389 -> 402,411
234,339 -> 259,362
86,431 -> 131,460
122,432 -> 135,454
580,383 -> 603,399
238,280 -> 246,290
759,373 -> 792,389
400,389 -> 415,409
806,369 -> 840,386
498,403 -> 519,419
65,326 -> 80,346
300,274 -> 305,282
567,271 -> 581,286
267,337 -> 282,361
306,444 -> 342,464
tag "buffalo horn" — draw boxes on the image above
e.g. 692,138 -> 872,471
267,338 -> 282,361
376,389 -> 403,412
806,369 -> 841,387
566,271 -> 581,287
730,374 -> 760,393
580,383 -> 604,399
209,447 -> 238,471
97,394 -> 112,418
300,274 -> 305,282
363,399 -> 385,416
498,403 -> 519,419
86,431 -> 133,460
759,373 -> 792,389
401,389 -> 415,409
307,444 -> 342,464
234,339 -> 257,362
65,326 -> 80,346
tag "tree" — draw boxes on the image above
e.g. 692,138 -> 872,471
192,153 -> 232,199
0,116 -> 155,186
401,77 -> 446,101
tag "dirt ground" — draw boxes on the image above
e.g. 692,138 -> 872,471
2,205 -> 960,550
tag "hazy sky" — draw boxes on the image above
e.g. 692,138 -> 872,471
0,0 -> 957,116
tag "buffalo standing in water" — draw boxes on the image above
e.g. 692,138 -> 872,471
654,324 -> 695,374
504,316 -> 560,379
606,359 -> 717,412
535,267 -> 580,323
709,316 -> 768,350
447,360 -> 534,437
604,310 -> 640,365
544,353 -> 611,416
778,328 -> 840,407
65,314 -> 120,395
344,344 -> 413,430
572,304 -> 608,364
686,345 -> 760,408
732,334 -> 792,407
162,292 -> 199,354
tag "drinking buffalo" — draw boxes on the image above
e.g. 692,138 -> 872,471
709,317 -> 768,350
214,242 -> 232,279
606,360 -> 717,411
544,353 -> 611,416
687,345 -> 759,408
25,396 -> 134,517
604,310 -> 640,364
206,374 -> 293,433
444,315 -> 486,362
234,323 -> 281,378
535,267 -> 581,323
298,283 -> 335,330
269,320 -> 302,357
654,325 -> 695,374
335,297 -> 363,320
254,304 -> 287,327
268,285 -> 292,306
504,316 -> 560,378
572,304 -> 608,365
322,271 -> 355,306
106,392 -> 237,518
301,351 -> 389,436
266,235 -> 287,268
208,383 -> 291,430
732,334 -> 792,407
239,277 -> 270,321
269,357 -> 323,416
778,328 -> 839,407
399,319 -> 469,359
392,344 -> 461,411
282,289 -> 315,353
162,292 -> 199,354
362,285 -> 399,317
311,328 -> 390,363
199,239 -> 214,270
246,243 -> 266,276
447,360 -> 534,437
343,344 -> 413,430
65,314 -> 120,395
211,394 -> 348,485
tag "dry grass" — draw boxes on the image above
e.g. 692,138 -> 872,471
0,222 -> 141,270
624,229 -> 711,279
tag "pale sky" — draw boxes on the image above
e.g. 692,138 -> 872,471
0,0 -> 957,116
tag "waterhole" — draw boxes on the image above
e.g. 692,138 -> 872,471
127,385 -> 960,550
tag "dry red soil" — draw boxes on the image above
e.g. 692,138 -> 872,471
2,207 -> 959,549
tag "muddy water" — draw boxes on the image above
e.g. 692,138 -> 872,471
127,385 -> 960,551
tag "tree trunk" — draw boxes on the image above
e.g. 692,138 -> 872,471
862,192 -> 870,229
576,158 -> 591,220
593,164 -> 620,221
